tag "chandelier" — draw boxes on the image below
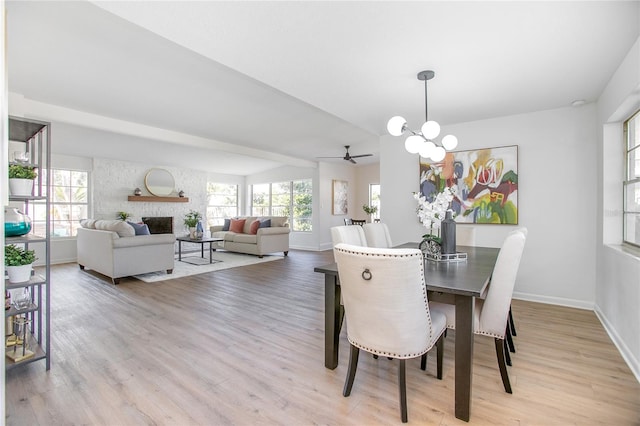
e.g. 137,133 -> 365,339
387,70 -> 458,161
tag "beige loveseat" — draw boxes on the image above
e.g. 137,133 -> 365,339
210,216 -> 290,257
77,220 -> 176,284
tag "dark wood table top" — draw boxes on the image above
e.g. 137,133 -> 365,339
315,244 -> 499,297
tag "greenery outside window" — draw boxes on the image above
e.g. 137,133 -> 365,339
369,183 -> 381,221
206,183 -> 239,226
624,110 -> 640,247
250,179 -> 312,232
32,169 -> 89,238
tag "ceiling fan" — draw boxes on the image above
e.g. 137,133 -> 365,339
317,145 -> 373,164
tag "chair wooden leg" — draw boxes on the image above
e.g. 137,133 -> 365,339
506,321 -> 516,353
436,333 -> 444,380
343,344 -> 360,397
420,353 -> 426,371
504,338 -> 512,366
494,338 -> 512,394
398,359 -> 408,423
509,305 -> 517,336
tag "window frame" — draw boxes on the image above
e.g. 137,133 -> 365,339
206,182 -> 239,227
32,168 -> 90,239
623,109 -> 640,248
249,179 -> 313,232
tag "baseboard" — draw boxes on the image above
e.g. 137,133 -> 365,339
289,244 -> 325,251
512,291 -> 594,310
594,304 -> 640,383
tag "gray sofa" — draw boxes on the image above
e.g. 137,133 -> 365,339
210,216 -> 290,257
77,220 -> 176,284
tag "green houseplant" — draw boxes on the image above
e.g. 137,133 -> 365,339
184,210 -> 203,238
117,211 -> 131,221
362,204 -> 378,215
183,210 -> 202,228
5,244 -> 37,283
8,164 -> 37,180
8,164 -> 38,196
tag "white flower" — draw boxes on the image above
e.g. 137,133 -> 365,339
414,185 -> 458,233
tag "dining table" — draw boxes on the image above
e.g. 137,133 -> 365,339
314,243 -> 500,422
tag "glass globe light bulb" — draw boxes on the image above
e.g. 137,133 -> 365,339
430,146 -> 446,162
421,120 -> 441,140
418,140 -> 436,159
442,134 -> 458,150
404,135 -> 422,154
387,116 -> 407,136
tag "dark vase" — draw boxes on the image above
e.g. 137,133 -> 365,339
441,210 -> 456,255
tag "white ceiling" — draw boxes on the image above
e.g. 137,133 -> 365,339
6,1 -> 640,175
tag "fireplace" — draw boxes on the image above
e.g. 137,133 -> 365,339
142,217 -> 173,234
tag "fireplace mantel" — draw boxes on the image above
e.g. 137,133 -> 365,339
128,196 -> 189,203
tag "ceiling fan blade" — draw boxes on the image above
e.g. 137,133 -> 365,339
316,156 -> 345,159
349,154 -> 373,158
350,158 -> 357,164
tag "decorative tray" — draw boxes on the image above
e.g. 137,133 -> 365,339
424,251 -> 468,263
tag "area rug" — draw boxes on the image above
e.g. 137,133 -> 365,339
133,251 -> 283,283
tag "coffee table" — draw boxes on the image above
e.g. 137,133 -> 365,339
176,236 -> 223,264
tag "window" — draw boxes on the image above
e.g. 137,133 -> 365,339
206,183 -> 238,226
251,183 -> 270,217
624,110 -> 640,247
32,169 -> 89,238
249,179 -> 313,232
292,179 -> 312,231
369,183 -> 381,221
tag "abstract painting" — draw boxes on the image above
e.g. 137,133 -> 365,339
419,145 -> 518,224
332,179 -> 348,215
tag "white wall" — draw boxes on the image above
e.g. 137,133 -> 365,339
318,161 -> 358,250
355,163 -> 380,221
381,104 -> 598,309
596,36 -> 640,381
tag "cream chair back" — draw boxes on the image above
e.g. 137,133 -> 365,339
333,243 -> 445,357
477,228 -> 527,337
362,222 -> 393,248
330,225 -> 367,247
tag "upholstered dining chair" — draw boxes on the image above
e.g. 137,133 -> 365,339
362,222 -> 393,248
330,225 -> 367,248
333,243 -> 447,423
429,228 -> 527,394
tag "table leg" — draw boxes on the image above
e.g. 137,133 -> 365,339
455,294 -> 474,422
178,240 -> 182,261
201,243 -> 204,259
324,274 -> 341,370
209,242 -> 213,263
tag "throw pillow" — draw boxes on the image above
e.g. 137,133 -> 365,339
79,219 -> 97,229
249,219 -> 261,235
259,219 -> 271,228
94,220 -> 136,237
222,218 -> 231,231
127,221 -> 151,236
229,218 -> 246,233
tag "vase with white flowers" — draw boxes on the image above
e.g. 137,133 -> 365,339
414,185 -> 458,256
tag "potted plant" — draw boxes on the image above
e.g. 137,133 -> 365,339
184,210 -> 202,238
5,244 -> 37,283
117,211 -> 131,221
8,164 -> 37,196
362,204 -> 378,222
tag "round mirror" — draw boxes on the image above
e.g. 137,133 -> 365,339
144,168 -> 175,197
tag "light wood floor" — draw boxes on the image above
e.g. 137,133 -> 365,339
5,249 -> 640,425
